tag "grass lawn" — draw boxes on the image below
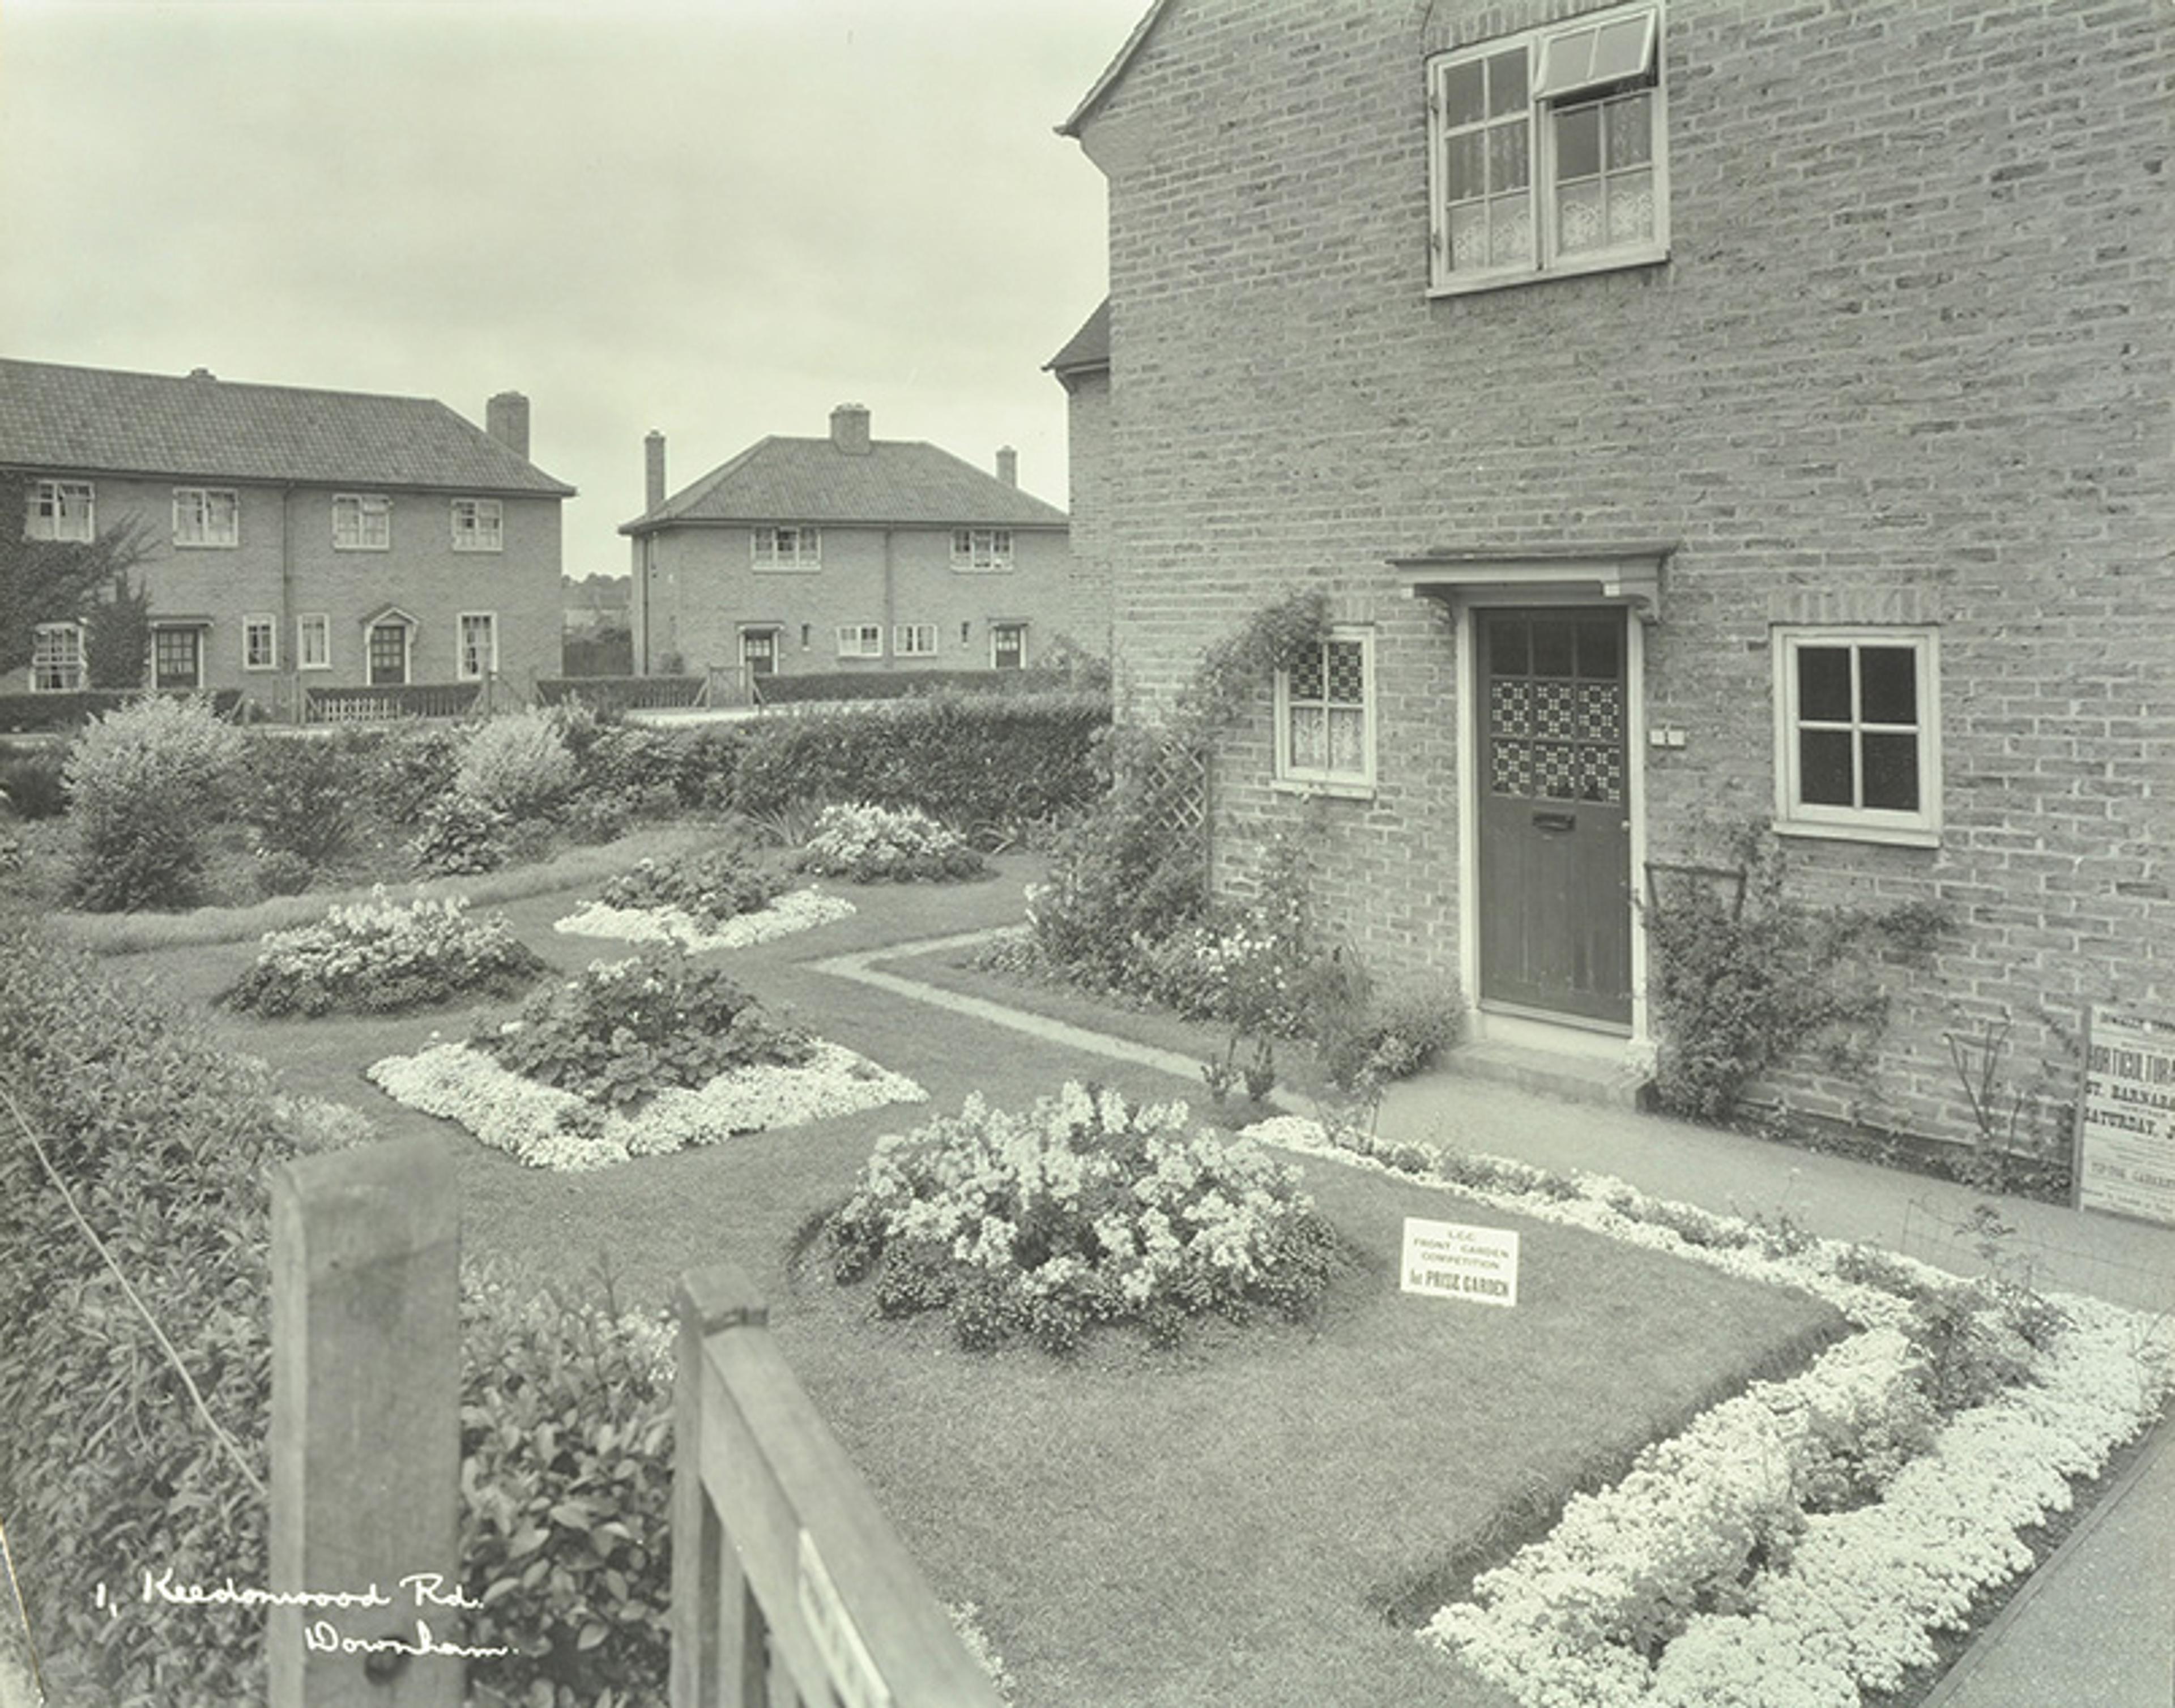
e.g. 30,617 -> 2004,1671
77,853 -> 1847,1707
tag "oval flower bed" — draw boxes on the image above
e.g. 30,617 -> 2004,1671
827,1083 -> 1341,1353
800,801 -> 987,882
555,846 -> 854,950
369,953 -> 923,1169
220,886 -> 547,1017
1242,1115 -> 2173,1708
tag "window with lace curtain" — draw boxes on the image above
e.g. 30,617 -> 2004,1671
1275,628 -> 1375,795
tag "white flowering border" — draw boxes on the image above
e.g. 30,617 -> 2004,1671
369,1037 -> 926,1171
1240,1116 -> 2173,1708
553,885 -> 856,952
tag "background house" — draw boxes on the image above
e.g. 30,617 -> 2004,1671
620,404 -> 1082,684
1046,300 -> 1115,664
0,358 -> 573,709
1061,0 -> 2172,1154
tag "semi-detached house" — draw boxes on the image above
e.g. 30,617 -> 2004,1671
0,358 -> 573,710
1060,0 -> 2173,1155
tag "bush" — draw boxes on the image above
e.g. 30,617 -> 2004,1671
412,792 -> 513,876
800,801 -> 987,882
220,889 -> 548,1018
365,723 -> 464,825
478,952 -> 811,1109
828,1083 -> 1344,1353
1315,975 -> 1466,1090
240,734 -> 357,868
63,693 -> 248,911
0,747 -> 67,818
598,844 -> 786,925
456,708 -> 579,821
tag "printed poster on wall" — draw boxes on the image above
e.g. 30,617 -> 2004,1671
2075,1006 -> 2175,1228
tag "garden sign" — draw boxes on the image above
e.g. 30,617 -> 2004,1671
2074,1005 -> 2175,1228
1401,1218 -> 1520,1308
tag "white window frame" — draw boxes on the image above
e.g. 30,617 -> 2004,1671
242,613 -> 279,672
457,612 -> 500,681
753,526 -> 821,573
1274,626 -> 1377,797
450,498 -> 504,553
333,493 -> 391,551
835,624 -> 883,659
25,480 -> 94,543
297,613 -> 332,672
950,528 -> 1014,573
1771,627 -> 1942,847
172,487 -> 240,549
29,622 -> 85,691
1426,2 -> 1667,296
893,622 -> 939,657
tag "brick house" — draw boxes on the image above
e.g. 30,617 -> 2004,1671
622,404 -> 1084,683
1046,301 -> 1115,664
1059,0 -> 2173,1151
0,358 -> 573,710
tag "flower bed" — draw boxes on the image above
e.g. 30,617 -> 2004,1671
368,953 -> 924,1168
598,846 -> 786,924
826,1083 -> 1341,1352
219,887 -> 547,1017
555,886 -> 855,951
1240,1115 -> 2172,1707
801,801 -> 987,882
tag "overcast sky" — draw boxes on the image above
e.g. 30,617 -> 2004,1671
0,0 -> 1142,579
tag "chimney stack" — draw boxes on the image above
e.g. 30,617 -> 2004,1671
486,391 -> 530,460
830,402 -> 872,455
645,430 -> 667,511
996,446 -> 1018,488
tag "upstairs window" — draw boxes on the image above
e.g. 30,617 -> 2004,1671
1428,4 -> 1665,293
1275,628 -> 1376,795
333,493 -> 391,550
1773,629 -> 1941,846
451,498 -> 503,552
26,480 -> 93,543
951,528 -> 1013,572
754,526 -> 821,571
30,623 -> 84,691
173,488 -> 239,548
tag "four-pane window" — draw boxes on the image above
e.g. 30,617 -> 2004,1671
173,488 -> 239,548
894,623 -> 939,657
836,624 -> 882,658
1774,630 -> 1940,843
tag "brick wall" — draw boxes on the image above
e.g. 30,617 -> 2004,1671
1078,0 -> 2174,1152
1060,368 -> 1118,663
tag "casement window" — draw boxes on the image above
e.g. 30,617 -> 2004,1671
458,612 -> 499,680
1773,629 -> 1941,845
951,528 -> 1013,573
893,623 -> 939,657
173,488 -> 240,548
29,623 -> 84,691
333,493 -> 391,550
451,498 -> 503,552
152,626 -> 205,691
1275,627 -> 1376,794
991,622 -> 1027,669
1427,3 -> 1665,293
754,526 -> 820,571
297,613 -> 332,671
25,480 -> 93,543
835,624 -> 883,659
242,614 -> 279,671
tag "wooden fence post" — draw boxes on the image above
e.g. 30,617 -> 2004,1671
268,1136 -> 461,1708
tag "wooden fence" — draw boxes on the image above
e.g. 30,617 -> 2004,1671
300,680 -> 489,724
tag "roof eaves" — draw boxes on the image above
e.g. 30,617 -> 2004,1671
1056,0 -> 1172,138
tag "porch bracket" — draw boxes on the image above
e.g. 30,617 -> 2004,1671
1389,540 -> 1677,624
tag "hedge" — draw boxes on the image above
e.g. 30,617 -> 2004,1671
754,667 -> 1090,704
0,687 -> 244,733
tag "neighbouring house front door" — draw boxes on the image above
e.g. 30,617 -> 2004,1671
741,629 -> 777,678
368,622 -> 409,686
1476,609 -> 1633,1026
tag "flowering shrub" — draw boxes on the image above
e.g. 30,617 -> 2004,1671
828,1084 -> 1342,1353
598,846 -> 786,925
801,801 -> 987,883
454,707 -> 579,820
63,693 -> 247,911
220,888 -> 547,1017
477,952 -> 811,1110
410,791 -> 513,876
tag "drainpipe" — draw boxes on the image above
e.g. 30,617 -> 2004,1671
882,528 -> 895,672
280,484 -> 296,723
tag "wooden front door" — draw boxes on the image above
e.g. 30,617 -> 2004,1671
1476,609 -> 1632,1025
367,622 -> 409,686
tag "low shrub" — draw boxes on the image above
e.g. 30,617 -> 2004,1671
828,1083 -> 1343,1353
240,733 -> 357,868
479,952 -> 811,1109
800,801 -> 986,882
365,723 -> 464,825
598,844 -> 786,926
63,693 -> 248,911
455,708 -> 579,821
412,792 -> 514,877
0,748 -> 68,818
1315,975 -> 1466,1091
220,889 -> 548,1018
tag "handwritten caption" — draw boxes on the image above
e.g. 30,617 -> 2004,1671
99,1570 -> 511,1659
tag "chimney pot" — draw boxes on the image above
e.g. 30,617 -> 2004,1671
830,403 -> 872,455
645,431 -> 667,512
187,366 -> 216,381
487,391 -> 531,460
996,446 -> 1018,488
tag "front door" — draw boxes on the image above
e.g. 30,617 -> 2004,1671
740,629 -> 777,678
1476,609 -> 1632,1026
368,621 -> 409,686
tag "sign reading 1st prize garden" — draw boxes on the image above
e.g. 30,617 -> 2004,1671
1401,1218 -> 1520,1308
2075,1006 -> 2175,1228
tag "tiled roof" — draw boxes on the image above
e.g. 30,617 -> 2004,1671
623,435 -> 1068,534
1046,300 -> 1111,376
0,358 -> 575,496
1057,0 -> 1171,138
